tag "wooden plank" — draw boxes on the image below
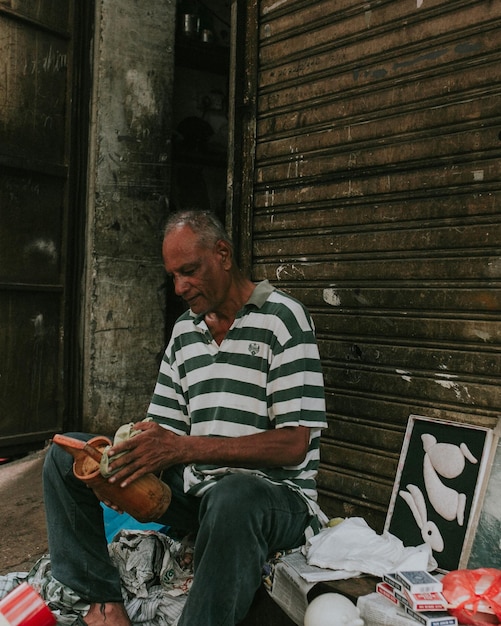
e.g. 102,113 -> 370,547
0,17 -> 70,164
254,222 -> 501,257
258,43 -> 499,116
324,394 -> 499,432
317,490 -> 387,531
282,286 -> 501,314
321,443 -> 398,481
0,0 -> 70,35
257,95 -> 501,165
0,292 -> 62,440
0,169 -> 63,284
314,313 -> 501,343
254,256 -> 501,281
322,363 -> 501,412
252,161 -> 500,206
255,129 -> 499,183
316,468 -> 392,513
318,340 -> 501,380
323,417 -> 404,453
259,1 -> 499,69
253,193 -> 501,228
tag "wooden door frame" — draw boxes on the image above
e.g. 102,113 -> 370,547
226,0 -> 258,278
61,0 -> 95,432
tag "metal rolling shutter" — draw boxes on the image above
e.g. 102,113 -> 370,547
236,0 -> 501,529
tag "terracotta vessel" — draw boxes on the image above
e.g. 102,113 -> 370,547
52,433 -> 172,523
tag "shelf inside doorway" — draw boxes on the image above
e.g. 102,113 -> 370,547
175,34 -> 230,75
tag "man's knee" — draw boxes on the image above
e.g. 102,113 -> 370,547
201,474 -> 271,523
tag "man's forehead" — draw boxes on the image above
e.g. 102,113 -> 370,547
165,226 -> 202,251
163,238 -> 207,274
165,223 -> 197,243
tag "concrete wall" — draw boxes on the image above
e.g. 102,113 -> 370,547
83,0 -> 176,434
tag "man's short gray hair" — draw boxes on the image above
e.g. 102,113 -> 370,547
164,210 -> 232,250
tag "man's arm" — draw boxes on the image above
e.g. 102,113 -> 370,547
106,420 -> 310,488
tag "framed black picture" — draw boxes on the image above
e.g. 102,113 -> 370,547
385,415 -> 496,572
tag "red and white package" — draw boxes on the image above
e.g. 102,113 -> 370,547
441,568 -> 501,626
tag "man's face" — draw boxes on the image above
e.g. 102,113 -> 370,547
162,225 -> 231,315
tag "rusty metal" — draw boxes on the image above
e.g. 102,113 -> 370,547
232,0 -> 501,527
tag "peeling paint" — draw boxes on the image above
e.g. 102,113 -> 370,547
396,369 -> 412,383
276,265 -> 287,280
474,329 -> 491,341
323,288 -> 341,306
264,187 -> 275,207
25,238 -> 58,263
434,379 -> 471,401
393,49 -> 447,70
262,0 -> 288,14
287,146 -> 304,179
487,257 -> 501,278
32,313 -> 44,334
126,69 -> 158,117
455,42 -> 482,54
473,170 -> 484,181
276,264 -> 305,280
354,292 -> 370,306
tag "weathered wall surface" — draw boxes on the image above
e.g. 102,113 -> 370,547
84,0 -> 176,434
236,0 -> 501,530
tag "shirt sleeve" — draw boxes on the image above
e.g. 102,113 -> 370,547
146,344 -> 190,435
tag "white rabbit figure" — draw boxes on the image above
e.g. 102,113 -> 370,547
399,483 -> 445,552
421,433 -> 477,525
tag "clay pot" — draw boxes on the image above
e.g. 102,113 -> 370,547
52,434 -> 172,523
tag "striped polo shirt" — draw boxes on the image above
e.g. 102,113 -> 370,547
147,280 -> 327,523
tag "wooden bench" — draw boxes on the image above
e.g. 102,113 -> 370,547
240,574 -> 379,625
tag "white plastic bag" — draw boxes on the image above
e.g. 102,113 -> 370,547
304,517 -> 436,577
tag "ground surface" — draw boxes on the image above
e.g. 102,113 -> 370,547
0,448 -> 48,575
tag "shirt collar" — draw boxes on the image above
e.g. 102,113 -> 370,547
191,279 -> 274,325
246,279 -> 275,308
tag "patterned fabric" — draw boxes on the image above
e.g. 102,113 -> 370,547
0,531 -> 193,626
147,280 -> 327,523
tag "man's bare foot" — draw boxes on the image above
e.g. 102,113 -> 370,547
84,602 -> 131,626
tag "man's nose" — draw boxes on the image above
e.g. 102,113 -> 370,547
173,275 -> 189,296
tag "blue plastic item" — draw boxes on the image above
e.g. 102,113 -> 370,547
101,503 -> 168,543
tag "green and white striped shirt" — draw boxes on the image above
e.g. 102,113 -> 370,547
147,280 -> 327,526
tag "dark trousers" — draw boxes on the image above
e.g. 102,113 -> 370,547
43,434 -> 311,626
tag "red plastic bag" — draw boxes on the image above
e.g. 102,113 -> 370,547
442,568 -> 501,625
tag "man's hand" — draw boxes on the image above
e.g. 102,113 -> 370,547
106,421 -> 181,488
106,420 -> 310,489
96,495 -> 124,515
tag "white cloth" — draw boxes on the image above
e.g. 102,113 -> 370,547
304,517 -> 437,577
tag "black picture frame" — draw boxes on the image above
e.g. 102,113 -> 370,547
384,415 -> 496,572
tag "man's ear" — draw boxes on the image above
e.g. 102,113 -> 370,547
215,240 -> 232,269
